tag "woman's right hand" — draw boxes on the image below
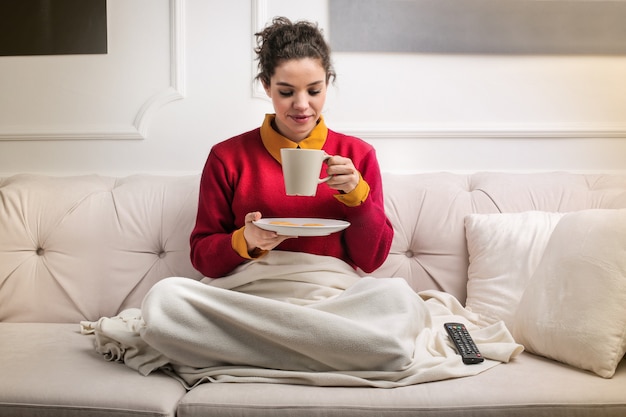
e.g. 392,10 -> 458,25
243,211 -> 294,253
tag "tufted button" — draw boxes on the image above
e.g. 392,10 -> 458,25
36,247 -> 45,256
158,251 -> 167,259
405,250 -> 414,258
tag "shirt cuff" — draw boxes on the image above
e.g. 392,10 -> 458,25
333,174 -> 370,207
232,226 -> 267,259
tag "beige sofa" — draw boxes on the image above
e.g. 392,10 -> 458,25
1,172 -> 625,417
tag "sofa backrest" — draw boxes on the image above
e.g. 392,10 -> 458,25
0,174 -> 203,323
1,172 -> 625,323
373,172 -> 626,302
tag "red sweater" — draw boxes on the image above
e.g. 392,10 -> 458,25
190,119 -> 393,278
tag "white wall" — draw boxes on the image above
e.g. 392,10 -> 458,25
0,0 -> 625,176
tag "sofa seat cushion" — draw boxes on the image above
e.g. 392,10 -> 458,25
0,323 -> 186,417
176,353 -> 626,417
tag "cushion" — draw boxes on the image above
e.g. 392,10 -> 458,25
513,209 -> 626,378
177,354 -> 626,417
0,323 -> 186,416
464,211 -> 565,331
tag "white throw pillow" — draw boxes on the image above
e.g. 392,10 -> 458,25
513,209 -> 626,378
465,211 -> 565,332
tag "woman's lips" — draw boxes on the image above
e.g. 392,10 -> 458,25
290,115 -> 311,124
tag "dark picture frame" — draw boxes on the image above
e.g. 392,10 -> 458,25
0,0 -> 107,56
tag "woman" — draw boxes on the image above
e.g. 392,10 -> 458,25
189,16 -> 393,278
137,17 -> 414,379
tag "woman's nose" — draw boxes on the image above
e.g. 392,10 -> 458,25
293,93 -> 308,110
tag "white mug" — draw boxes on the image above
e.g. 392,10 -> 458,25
280,148 -> 331,196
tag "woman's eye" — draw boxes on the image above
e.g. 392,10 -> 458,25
309,90 -> 321,96
279,91 -> 293,97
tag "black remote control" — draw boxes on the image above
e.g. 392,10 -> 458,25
444,322 -> 484,364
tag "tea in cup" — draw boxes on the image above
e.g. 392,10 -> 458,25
280,148 -> 331,196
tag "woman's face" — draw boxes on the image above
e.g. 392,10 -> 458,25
264,58 -> 328,143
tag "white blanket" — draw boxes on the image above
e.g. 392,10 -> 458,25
81,251 -> 522,389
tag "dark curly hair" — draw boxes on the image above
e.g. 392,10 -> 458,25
254,16 -> 336,88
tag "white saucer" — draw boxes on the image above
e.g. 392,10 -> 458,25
253,218 -> 350,237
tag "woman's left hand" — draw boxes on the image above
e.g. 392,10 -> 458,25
325,155 -> 360,194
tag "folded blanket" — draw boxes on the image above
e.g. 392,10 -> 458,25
81,251 -> 523,388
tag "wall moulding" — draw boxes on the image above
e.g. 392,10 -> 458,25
333,124 -> 626,140
0,0 -> 185,141
250,0 -> 625,141
251,0 -> 269,100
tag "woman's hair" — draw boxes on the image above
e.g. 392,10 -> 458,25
254,16 -> 336,87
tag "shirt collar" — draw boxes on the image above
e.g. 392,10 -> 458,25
260,114 -> 328,163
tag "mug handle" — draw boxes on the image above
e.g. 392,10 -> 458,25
318,153 -> 332,183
